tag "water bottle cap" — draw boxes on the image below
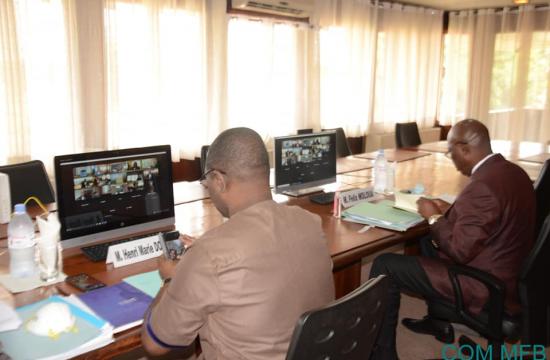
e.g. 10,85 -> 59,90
14,203 -> 26,213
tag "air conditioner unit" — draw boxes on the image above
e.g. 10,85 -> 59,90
231,0 -> 313,19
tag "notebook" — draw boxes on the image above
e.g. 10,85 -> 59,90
78,282 -> 153,333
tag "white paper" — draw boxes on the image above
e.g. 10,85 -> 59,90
0,301 -> 21,332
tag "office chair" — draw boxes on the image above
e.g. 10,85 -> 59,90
0,160 -> 55,207
200,145 -> 210,176
297,128 -> 313,135
395,122 -> 421,148
322,128 -> 352,158
428,214 -> 550,357
534,159 -> 550,236
286,275 -> 388,360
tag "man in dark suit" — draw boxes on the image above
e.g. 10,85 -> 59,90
369,119 -> 535,360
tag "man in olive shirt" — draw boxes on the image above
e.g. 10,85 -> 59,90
141,127 -> 335,359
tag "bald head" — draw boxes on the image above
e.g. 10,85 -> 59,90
206,127 -> 270,182
446,119 -> 493,176
448,119 -> 492,153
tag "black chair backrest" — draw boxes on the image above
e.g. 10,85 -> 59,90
297,128 -> 313,135
0,160 -> 55,207
518,213 -> 550,346
534,159 -> 550,237
200,145 -> 210,176
286,275 -> 388,360
323,128 -> 352,158
395,122 -> 421,148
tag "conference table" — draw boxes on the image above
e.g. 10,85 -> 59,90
412,140 -> 549,181
1,140 -> 546,359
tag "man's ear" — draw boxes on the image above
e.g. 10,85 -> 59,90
212,171 -> 227,193
460,143 -> 471,157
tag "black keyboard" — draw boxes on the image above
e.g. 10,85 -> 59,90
309,192 -> 335,205
81,235 -> 155,262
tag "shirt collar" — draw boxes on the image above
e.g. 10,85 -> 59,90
471,153 -> 497,174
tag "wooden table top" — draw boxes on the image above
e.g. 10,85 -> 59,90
412,140 -> 546,181
1,145 -> 544,359
355,149 -> 432,163
519,153 -> 550,164
415,140 -> 550,159
3,151 -> 466,293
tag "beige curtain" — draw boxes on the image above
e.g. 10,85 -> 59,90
104,0 -> 206,160
315,0 -> 443,136
226,16 -> 314,143
371,3 -> 443,133
315,0 -> 379,137
0,0 -> 27,164
440,6 -> 550,142
0,0 -> 83,172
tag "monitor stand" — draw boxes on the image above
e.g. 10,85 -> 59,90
282,186 -> 324,197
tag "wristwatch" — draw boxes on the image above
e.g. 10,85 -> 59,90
428,214 -> 443,225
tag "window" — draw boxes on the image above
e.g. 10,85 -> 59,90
319,26 -> 374,136
0,0 -> 79,168
104,2 -> 205,157
320,27 -> 352,127
526,31 -> 550,109
490,31 -> 550,111
490,33 -> 518,111
439,33 -> 470,121
227,18 -> 303,138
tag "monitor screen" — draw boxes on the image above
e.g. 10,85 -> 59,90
54,145 -> 175,249
274,131 -> 337,196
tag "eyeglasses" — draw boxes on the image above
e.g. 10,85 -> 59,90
199,168 -> 226,186
445,141 -> 469,159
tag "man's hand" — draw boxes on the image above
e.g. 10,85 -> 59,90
180,234 -> 196,248
417,197 -> 442,219
157,234 -> 196,281
432,199 -> 451,214
158,256 -> 178,281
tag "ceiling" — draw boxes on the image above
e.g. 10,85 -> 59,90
401,0 -> 549,10
286,0 -> 549,11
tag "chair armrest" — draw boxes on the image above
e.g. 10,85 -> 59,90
448,264 -> 506,338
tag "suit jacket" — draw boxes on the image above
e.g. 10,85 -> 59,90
419,154 -> 535,314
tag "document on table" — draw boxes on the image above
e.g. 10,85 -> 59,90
393,191 -> 423,214
342,200 -> 424,232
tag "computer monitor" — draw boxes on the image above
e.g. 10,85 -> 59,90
54,145 -> 175,249
274,131 -> 337,196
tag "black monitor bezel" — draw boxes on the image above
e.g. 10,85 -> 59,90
54,145 -> 175,247
274,131 -> 337,194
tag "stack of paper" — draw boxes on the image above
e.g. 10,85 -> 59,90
0,301 -> 21,332
0,295 -> 114,360
393,191 -> 423,214
342,200 -> 424,231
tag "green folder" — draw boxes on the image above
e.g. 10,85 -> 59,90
342,200 -> 423,231
123,270 -> 162,298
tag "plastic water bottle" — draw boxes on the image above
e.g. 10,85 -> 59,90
373,149 -> 387,194
8,203 -> 37,278
386,161 -> 396,195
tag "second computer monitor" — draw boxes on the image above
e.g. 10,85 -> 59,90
274,131 -> 337,196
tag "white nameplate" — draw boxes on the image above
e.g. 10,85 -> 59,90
339,187 -> 376,209
106,234 -> 163,268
